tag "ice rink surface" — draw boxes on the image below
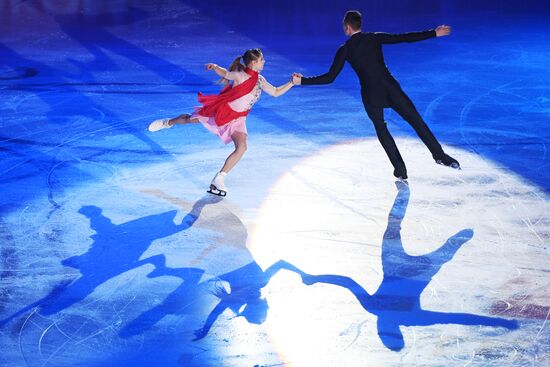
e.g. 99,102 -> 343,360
1,1 -> 549,366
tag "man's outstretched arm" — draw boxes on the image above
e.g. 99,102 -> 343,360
375,25 -> 451,44
297,44 -> 347,85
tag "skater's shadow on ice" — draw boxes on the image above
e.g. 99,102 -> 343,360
120,190 -> 309,340
301,181 -> 519,351
119,258 -> 307,340
0,194 -> 220,326
119,184 -> 520,346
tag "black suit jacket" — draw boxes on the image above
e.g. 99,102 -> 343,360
301,30 -> 436,107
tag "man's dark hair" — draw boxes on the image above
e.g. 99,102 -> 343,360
343,10 -> 362,30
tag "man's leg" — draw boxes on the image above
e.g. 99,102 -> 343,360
364,102 -> 408,179
389,90 -> 459,167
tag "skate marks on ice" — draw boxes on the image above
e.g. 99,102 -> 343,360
0,196 -> 220,325
0,189 -> 307,366
0,195 -> 217,366
0,66 -> 38,80
250,138 -> 549,365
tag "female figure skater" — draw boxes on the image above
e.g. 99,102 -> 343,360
148,48 -> 296,196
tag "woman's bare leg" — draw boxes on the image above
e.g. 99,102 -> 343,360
220,132 -> 247,173
168,114 -> 200,126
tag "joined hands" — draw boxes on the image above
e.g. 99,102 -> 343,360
291,72 -> 302,85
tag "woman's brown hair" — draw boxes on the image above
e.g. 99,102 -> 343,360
220,48 -> 263,84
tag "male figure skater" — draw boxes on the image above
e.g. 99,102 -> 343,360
293,10 -> 460,180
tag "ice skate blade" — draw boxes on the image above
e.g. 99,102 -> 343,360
207,184 -> 227,197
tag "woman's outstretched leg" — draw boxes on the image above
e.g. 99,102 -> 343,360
169,114 -> 200,126
148,113 -> 199,132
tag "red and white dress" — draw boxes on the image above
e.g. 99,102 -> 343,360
192,68 -> 278,144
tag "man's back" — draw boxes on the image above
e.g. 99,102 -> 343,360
302,29 -> 436,106
345,32 -> 392,85
347,31 -> 436,105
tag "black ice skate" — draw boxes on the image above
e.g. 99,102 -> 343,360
393,169 -> 408,183
435,154 -> 461,170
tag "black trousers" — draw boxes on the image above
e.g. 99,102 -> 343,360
362,89 -> 444,179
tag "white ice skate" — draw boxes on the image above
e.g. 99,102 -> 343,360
207,172 -> 227,197
148,118 -> 172,132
